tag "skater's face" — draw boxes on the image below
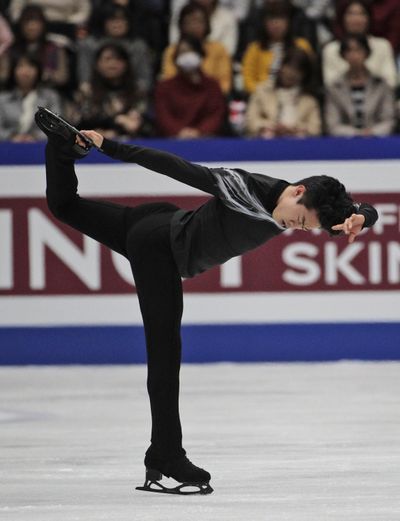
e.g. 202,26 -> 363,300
272,185 -> 320,231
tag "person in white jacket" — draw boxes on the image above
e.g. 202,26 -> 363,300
322,0 -> 397,88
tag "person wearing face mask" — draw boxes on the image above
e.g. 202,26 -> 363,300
155,36 -> 226,138
161,3 -> 232,94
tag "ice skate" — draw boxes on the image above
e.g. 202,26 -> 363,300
136,454 -> 213,495
34,106 -> 98,157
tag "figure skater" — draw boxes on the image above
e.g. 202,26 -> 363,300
35,107 -> 378,495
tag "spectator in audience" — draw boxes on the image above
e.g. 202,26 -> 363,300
291,0 -> 335,48
323,0 -> 397,88
241,1 -> 313,94
8,0 -> 91,40
0,5 -> 69,91
170,0 -> 252,27
77,4 -> 153,96
89,0 -> 137,36
169,0 -> 239,56
73,43 -> 149,139
245,47 -> 321,138
0,52 -> 61,141
324,34 -> 395,136
155,35 -> 225,138
90,0 -> 170,61
240,0 -> 318,56
0,13 -> 14,59
161,3 -> 232,94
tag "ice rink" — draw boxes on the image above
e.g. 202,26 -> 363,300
1,362 -> 399,521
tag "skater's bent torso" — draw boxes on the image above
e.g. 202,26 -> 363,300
101,139 -> 377,278
170,199 -> 283,277
102,139 -> 290,277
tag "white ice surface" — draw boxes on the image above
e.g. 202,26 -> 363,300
1,362 -> 400,521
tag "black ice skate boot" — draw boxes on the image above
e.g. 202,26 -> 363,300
136,452 -> 213,495
34,106 -> 97,158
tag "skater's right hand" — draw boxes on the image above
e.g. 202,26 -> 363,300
78,130 -> 104,149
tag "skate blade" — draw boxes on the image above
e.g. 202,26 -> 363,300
136,480 -> 213,495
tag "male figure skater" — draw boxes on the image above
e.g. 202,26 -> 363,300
35,108 -> 378,495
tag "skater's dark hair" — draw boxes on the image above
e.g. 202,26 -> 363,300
294,175 -> 355,235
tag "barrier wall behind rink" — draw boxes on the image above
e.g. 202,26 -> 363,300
1,137 -> 400,365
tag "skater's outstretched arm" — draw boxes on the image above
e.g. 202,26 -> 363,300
79,130 -> 219,196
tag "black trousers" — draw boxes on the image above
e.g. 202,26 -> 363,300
45,143 -> 185,460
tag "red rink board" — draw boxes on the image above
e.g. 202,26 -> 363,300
0,193 -> 399,295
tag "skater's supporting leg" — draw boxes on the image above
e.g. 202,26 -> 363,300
126,219 -> 184,459
126,218 -> 212,492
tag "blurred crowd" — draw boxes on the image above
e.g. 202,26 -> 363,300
0,0 -> 399,142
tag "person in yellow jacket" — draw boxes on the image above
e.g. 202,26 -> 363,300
242,2 -> 313,94
161,3 -> 232,95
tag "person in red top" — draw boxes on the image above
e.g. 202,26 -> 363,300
154,35 -> 226,138
369,0 -> 400,55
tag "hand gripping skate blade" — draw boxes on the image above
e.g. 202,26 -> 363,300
36,106 -> 100,151
135,468 -> 213,495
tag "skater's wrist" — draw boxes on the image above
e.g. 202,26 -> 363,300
100,138 -> 119,157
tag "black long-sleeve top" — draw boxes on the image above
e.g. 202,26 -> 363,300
101,139 -> 378,278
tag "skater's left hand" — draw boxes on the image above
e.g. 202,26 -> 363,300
77,130 -> 104,149
331,213 -> 365,243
